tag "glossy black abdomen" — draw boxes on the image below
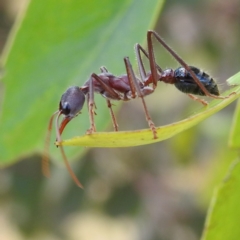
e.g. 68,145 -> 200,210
174,66 -> 219,96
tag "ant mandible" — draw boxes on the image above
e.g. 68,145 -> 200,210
42,30 -> 234,188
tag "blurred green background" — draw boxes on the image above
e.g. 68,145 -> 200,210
0,0 -> 240,239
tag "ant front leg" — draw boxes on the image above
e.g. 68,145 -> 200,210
86,75 -> 97,134
124,57 -> 157,139
106,99 -> 119,131
91,73 -> 121,131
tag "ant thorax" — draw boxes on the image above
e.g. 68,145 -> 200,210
158,68 -> 176,84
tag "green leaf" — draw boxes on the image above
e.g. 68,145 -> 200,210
227,71 -> 240,148
0,0 -> 164,166
60,73 -> 240,148
228,100 -> 240,148
201,160 -> 240,240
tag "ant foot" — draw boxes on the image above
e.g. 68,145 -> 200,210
228,91 -> 236,97
112,122 -> 119,132
86,129 -> 94,135
86,125 -> 96,135
148,120 -> 158,139
201,99 -> 208,106
152,129 -> 158,139
216,91 -> 236,100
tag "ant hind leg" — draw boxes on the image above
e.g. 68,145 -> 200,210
187,94 -> 208,106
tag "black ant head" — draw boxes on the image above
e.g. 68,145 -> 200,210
59,86 -> 86,135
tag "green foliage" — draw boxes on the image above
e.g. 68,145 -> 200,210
201,160 -> 240,240
0,0 -> 164,165
200,72 -> 240,240
229,100 -> 240,148
1,0 -> 240,239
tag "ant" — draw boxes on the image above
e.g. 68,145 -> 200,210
42,30 -> 234,188
42,58 -> 156,188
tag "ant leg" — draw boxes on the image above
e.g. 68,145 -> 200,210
147,30 -> 235,99
188,94 -> 208,106
91,73 -> 120,99
146,31 -> 163,89
86,75 -> 97,134
135,44 -> 147,80
106,99 -> 119,131
90,73 -> 121,131
135,43 -> 163,78
124,57 -> 157,139
42,111 -> 59,178
135,43 -> 163,86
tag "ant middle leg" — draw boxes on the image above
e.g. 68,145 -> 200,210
123,57 -> 157,139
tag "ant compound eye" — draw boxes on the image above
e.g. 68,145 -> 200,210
59,86 -> 85,117
61,102 -> 71,115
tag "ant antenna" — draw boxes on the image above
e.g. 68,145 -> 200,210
42,110 -> 83,188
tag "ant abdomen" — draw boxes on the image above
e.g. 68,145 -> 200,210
174,66 -> 220,96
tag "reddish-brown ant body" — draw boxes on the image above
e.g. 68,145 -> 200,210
43,30 -> 234,187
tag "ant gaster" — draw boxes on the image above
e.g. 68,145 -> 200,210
43,30 -> 234,187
